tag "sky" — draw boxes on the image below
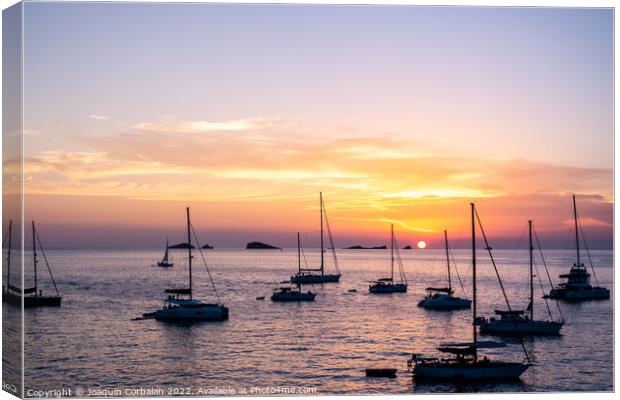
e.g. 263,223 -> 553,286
12,3 -> 613,249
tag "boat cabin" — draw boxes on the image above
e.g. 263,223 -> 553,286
371,277 -> 394,286
424,287 -> 454,298
484,310 -> 529,324
559,264 -> 591,286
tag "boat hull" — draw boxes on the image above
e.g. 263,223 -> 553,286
369,283 -> 407,293
479,320 -> 564,336
365,368 -> 397,378
154,305 -> 229,322
2,290 -> 62,307
156,262 -> 174,268
271,292 -> 316,302
291,273 -> 341,284
413,362 -> 529,381
418,297 -> 471,310
547,287 -> 609,301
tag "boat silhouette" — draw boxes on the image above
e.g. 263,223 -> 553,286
3,221 -> 62,307
418,230 -> 470,310
407,203 -> 530,381
146,207 -> 228,322
290,192 -> 341,284
546,195 -> 610,301
368,225 -> 407,293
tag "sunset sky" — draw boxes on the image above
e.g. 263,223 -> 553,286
15,4 -> 613,249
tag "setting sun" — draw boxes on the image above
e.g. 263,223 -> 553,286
417,241 -> 427,249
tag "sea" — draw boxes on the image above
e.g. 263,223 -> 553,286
3,247 -> 613,395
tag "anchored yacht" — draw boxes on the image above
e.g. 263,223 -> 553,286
547,195 -> 609,301
418,230 -> 470,310
146,208 -> 228,322
369,225 -> 407,293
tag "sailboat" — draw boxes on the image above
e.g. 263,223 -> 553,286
272,233 -> 316,302
156,238 -> 174,268
478,220 -> 564,335
2,220 -> 14,302
147,207 -> 228,322
290,192 -> 341,284
369,225 -> 407,293
407,203 -> 530,380
546,195 -> 609,301
3,221 -> 62,307
418,230 -> 471,309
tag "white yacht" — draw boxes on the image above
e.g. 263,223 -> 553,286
418,230 -> 471,310
147,207 -> 228,322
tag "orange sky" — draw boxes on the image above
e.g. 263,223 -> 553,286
10,5 -> 613,249
11,118 -> 612,249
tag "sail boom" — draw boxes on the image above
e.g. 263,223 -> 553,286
164,288 -> 192,295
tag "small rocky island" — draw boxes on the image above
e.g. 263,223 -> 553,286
168,242 -> 195,249
345,245 -> 387,250
403,245 -> 412,250
246,241 -> 280,249
202,244 -> 213,249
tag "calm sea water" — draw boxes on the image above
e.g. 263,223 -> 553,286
10,247 -> 613,394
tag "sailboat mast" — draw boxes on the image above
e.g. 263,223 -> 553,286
529,220 -> 534,321
32,221 -> 38,295
297,232 -> 301,273
186,207 -> 192,300
320,192 -> 324,275
6,220 -> 12,287
471,203 -> 478,362
164,238 -> 169,262
390,225 -> 394,281
444,230 -> 451,293
573,194 -> 580,266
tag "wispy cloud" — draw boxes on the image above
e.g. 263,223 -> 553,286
133,117 -> 291,134
22,118 -> 613,243
89,115 -> 110,120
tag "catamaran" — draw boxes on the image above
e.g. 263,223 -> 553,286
3,221 -> 62,307
272,233 -> 317,302
156,238 -> 174,268
369,225 -> 407,293
477,220 -> 564,335
290,192 -> 341,284
418,230 -> 471,309
147,207 -> 228,322
407,203 -> 530,381
546,195 -> 609,301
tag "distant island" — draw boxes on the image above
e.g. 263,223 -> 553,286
345,245 -> 387,250
202,244 -> 213,249
403,245 -> 412,250
246,241 -> 280,249
168,242 -> 195,249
